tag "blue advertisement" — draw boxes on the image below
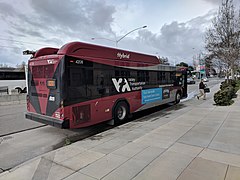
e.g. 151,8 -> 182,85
141,88 -> 163,104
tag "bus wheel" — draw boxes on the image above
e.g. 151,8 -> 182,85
175,92 -> 181,104
114,101 -> 129,124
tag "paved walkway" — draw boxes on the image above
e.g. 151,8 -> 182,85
1,84 -> 240,180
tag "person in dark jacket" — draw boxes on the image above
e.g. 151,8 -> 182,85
197,79 -> 206,100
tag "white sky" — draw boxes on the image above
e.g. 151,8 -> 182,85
0,0 -> 239,66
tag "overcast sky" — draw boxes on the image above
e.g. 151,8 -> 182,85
0,0 -> 239,66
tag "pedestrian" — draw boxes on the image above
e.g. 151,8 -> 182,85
197,79 -> 206,100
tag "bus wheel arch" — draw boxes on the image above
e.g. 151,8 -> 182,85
112,99 -> 130,125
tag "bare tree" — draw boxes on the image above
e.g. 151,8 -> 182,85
16,61 -> 26,71
158,56 -> 170,65
205,0 -> 240,79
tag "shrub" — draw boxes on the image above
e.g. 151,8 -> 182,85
220,81 -> 228,90
235,80 -> 240,91
220,79 -> 239,95
215,79 -> 240,106
214,89 -> 234,106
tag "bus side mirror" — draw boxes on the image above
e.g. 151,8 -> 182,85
23,50 -> 35,56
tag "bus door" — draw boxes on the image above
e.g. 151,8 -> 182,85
181,70 -> 188,98
176,69 -> 188,98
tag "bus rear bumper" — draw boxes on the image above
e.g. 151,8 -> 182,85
25,112 -> 69,129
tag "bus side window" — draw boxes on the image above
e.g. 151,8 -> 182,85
70,68 -> 84,87
85,69 -> 93,85
137,71 -> 148,82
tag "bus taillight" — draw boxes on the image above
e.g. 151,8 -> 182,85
46,79 -> 57,89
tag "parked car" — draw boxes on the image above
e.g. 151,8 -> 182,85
187,77 -> 195,84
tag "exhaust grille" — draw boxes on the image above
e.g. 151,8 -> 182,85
72,104 -> 91,125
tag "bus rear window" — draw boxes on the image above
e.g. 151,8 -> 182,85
32,65 -> 54,78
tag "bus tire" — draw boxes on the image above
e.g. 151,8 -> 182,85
113,101 -> 129,125
175,91 -> 181,104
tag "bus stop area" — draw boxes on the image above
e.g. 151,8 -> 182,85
1,83 -> 240,180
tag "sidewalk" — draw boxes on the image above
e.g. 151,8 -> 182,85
1,84 -> 240,180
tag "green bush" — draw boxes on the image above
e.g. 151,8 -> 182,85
220,81 -> 228,90
215,79 -> 240,106
220,79 -> 239,94
214,89 -> 234,106
220,79 -> 236,89
235,80 -> 240,91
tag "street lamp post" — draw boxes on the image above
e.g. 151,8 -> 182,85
91,25 -> 147,47
116,25 -> 147,46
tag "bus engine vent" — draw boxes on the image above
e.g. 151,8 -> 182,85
72,105 -> 90,124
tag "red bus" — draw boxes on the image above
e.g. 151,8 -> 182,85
25,42 -> 187,129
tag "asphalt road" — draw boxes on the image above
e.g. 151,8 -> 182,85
0,77 -> 223,172
0,103 -> 113,171
0,103 -> 43,137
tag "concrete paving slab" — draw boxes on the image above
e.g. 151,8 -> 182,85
230,106 -> 240,112
215,106 -> 232,112
183,108 -> 211,116
112,142 -> 148,158
197,102 -> 216,109
45,145 -> 87,163
64,172 -> 97,180
177,157 -> 227,180
225,166 -> 240,180
102,158 -> 149,180
204,111 -> 229,119
163,118 -> 196,128
223,120 -> 240,129
136,118 -> 170,131
133,134 -> 174,149
198,148 -> 240,167
79,154 -> 128,179
168,143 -> 203,157
132,151 -> 195,180
152,123 -> 193,138
134,122 -> 193,149
73,138 -> 112,150
227,112 -> 240,120
45,163 -> 74,180
31,152 -> 58,180
0,159 -> 40,180
117,130 -> 149,141
72,127 -> 131,150
59,150 -> 105,171
198,119 -> 224,127
209,128 -> 240,155
90,138 -> 129,154
132,146 -> 166,164
169,117 -> 201,127
178,124 -> 221,147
